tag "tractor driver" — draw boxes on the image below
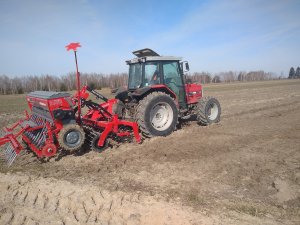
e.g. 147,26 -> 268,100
150,70 -> 160,85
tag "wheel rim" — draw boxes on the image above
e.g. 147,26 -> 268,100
150,102 -> 173,131
208,102 -> 219,121
65,130 -> 81,147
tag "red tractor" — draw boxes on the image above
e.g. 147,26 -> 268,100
115,48 -> 221,137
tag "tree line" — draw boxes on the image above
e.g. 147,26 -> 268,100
288,67 -> 300,79
0,70 -> 279,95
0,73 -> 127,95
188,70 -> 278,84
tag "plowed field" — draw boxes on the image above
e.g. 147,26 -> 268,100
0,80 -> 299,225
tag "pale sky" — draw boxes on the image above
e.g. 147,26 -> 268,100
0,0 -> 299,77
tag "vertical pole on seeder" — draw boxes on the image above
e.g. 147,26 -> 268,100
74,50 -> 81,123
66,42 -> 82,123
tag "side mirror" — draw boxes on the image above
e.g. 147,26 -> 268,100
181,61 -> 190,72
185,62 -> 189,71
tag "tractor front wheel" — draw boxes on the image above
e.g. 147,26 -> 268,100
197,96 -> 221,125
58,124 -> 85,153
135,92 -> 178,137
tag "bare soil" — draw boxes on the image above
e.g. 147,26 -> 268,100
0,80 -> 299,225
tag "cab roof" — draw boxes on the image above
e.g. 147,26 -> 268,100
126,48 -> 182,64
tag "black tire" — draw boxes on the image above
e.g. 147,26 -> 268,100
58,124 -> 85,152
197,96 -> 221,125
135,92 -> 178,137
90,134 -> 108,152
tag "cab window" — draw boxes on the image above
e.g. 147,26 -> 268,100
144,62 -> 160,86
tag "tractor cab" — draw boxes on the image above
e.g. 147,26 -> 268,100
126,48 -> 189,108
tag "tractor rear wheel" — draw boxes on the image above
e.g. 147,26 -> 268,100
197,96 -> 221,125
58,124 -> 85,153
135,92 -> 178,137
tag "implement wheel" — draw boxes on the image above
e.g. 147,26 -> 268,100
58,124 -> 85,153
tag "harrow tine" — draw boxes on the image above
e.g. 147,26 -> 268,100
31,130 -> 39,142
24,131 -> 29,139
4,145 -> 10,158
33,115 -> 41,125
32,130 -> 40,144
31,114 -> 36,123
3,143 -> 17,166
0,143 -> 8,162
5,144 -> 13,159
28,131 -> 33,139
37,126 -> 46,148
33,129 -> 43,145
38,118 -> 44,126
6,147 -> 13,161
0,129 -> 4,138
36,117 -> 41,125
25,130 -> 30,138
7,151 -> 17,166
39,135 -> 46,148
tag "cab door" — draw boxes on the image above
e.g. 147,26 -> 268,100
162,61 -> 187,108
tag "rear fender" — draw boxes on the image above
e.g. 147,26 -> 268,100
131,85 -> 177,102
